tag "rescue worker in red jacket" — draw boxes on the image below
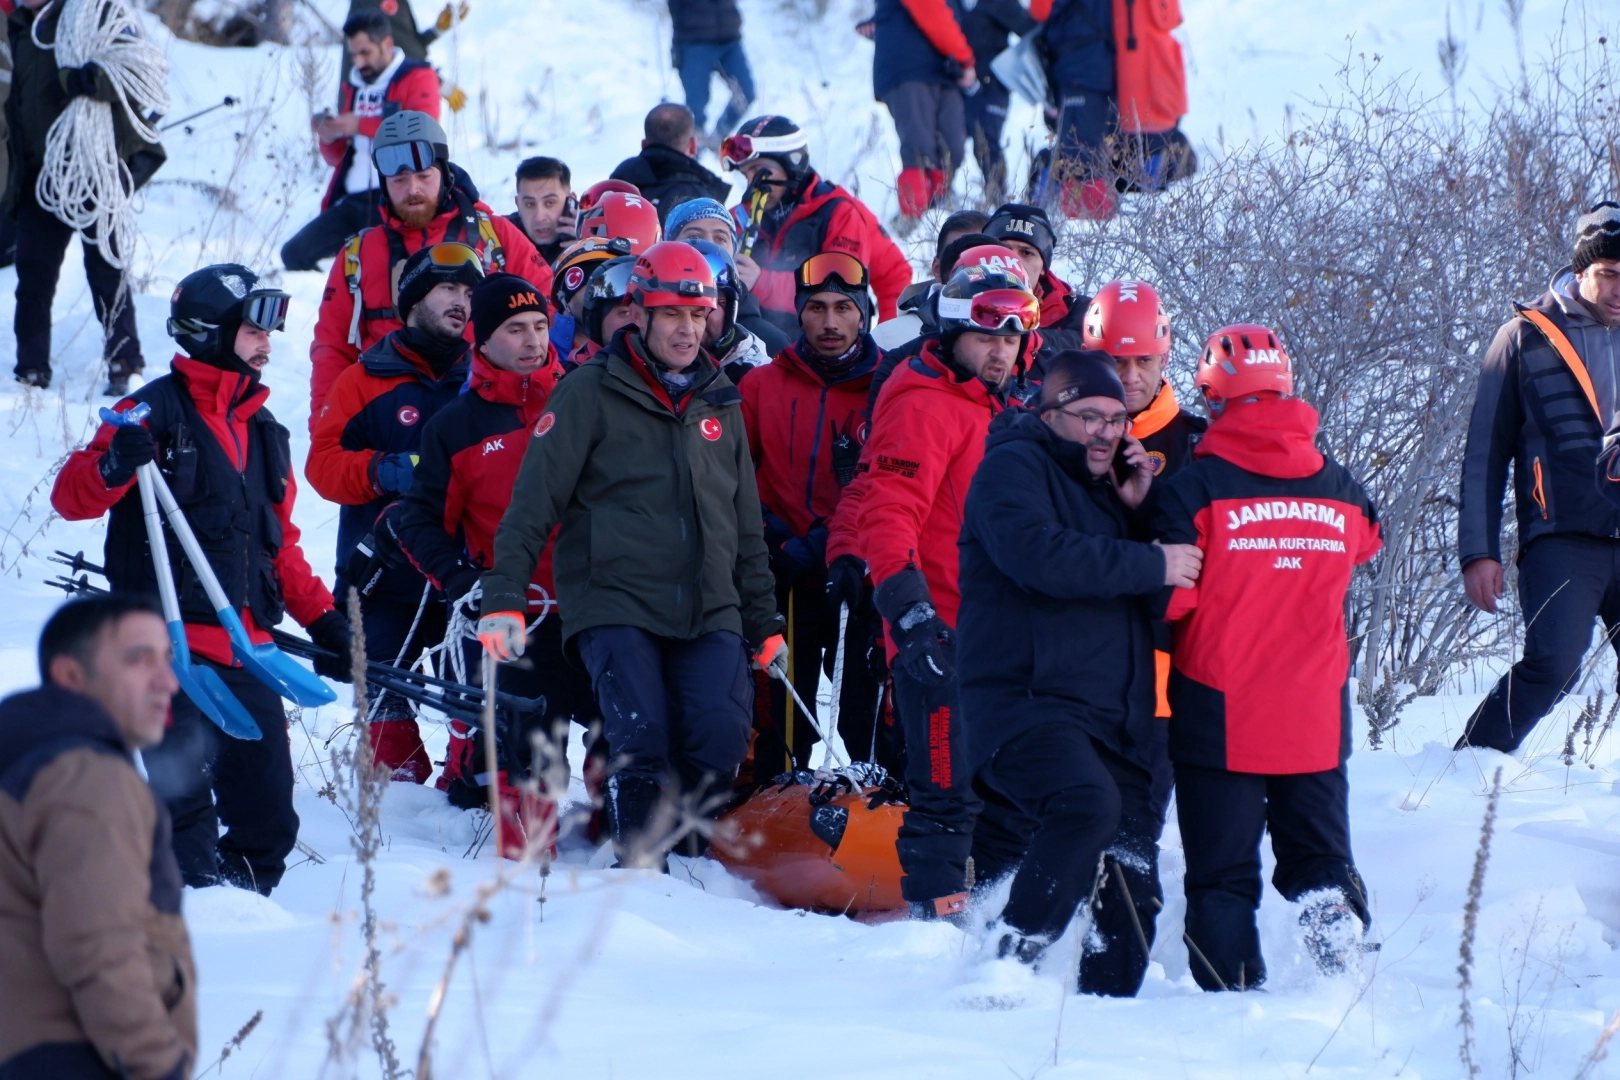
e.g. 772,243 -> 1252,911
984,202 -> 1087,335
281,8 -> 441,272
51,264 -> 352,894
855,260 -> 1040,919
308,110 -> 551,429
393,274 -> 600,855
1152,324 -> 1382,990
741,252 -> 884,771
307,242 -> 483,782
721,115 -> 913,335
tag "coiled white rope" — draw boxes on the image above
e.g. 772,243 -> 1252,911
32,0 -> 168,269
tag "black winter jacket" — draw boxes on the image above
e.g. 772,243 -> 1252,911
1041,0 -> 1114,92
610,144 -> 732,225
1459,275 -> 1620,567
668,0 -> 743,43
961,0 -> 1036,88
956,410 -> 1165,770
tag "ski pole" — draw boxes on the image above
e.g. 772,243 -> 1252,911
159,96 -> 238,131
767,661 -> 847,768
825,601 -> 851,763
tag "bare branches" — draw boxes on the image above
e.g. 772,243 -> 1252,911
1459,767 -> 1504,1078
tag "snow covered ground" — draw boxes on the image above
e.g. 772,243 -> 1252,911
2,0 -> 1619,1074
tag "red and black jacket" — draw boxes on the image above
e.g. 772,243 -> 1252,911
51,357 -> 335,666
317,53 -> 440,211
305,331 -> 470,587
1151,396 -> 1381,774
735,171 -> 914,331
394,349 -> 565,604
740,335 -> 879,540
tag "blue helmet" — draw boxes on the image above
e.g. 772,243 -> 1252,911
684,238 -> 740,339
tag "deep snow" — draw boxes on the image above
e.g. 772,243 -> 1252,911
1,0 -> 1619,1075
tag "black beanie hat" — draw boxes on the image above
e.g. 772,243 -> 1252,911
396,243 -> 483,323
937,232 -> 1000,279
985,203 -> 1056,270
1037,349 -> 1125,413
1574,201 -> 1620,274
472,273 -> 549,346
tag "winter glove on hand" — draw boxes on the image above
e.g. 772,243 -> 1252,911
307,610 -> 355,683
58,63 -> 102,100
434,0 -> 469,31
98,423 -> 156,488
824,553 -> 866,615
441,564 -> 481,613
443,84 -> 467,112
751,633 -> 789,677
372,452 -> 418,495
891,602 -> 956,687
478,611 -> 527,661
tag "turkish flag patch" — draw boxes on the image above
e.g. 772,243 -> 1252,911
533,412 -> 556,438
700,417 -> 722,441
396,405 -> 420,426
564,265 -> 585,292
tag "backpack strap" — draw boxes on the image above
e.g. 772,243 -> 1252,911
1520,306 -> 1602,421
475,210 -> 506,273
343,233 -> 366,347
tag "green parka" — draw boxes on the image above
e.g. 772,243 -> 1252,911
482,328 -> 783,653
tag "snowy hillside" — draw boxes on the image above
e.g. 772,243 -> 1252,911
2,0 -> 1619,1075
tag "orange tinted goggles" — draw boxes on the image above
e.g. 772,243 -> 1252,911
796,251 -> 869,292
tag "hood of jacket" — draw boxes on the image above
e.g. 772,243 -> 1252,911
361,329 -> 471,384
171,355 -> 269,418
0,685 -> 130,799
1195,394 -> 1325,479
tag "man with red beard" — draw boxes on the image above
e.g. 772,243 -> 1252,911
308,110 -> 550,428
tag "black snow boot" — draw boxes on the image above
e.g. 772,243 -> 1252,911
606,774 -> 667,870
1299,892 -> 1364,976
996,930 -> 1049,966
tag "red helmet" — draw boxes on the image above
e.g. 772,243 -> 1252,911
629,241 -> 719,309
578,178 -> 641,213
951,243 -> 1030,288
1196,323 -> 1293,405
1084,279 -> 1171,357
579,191 -> 661,254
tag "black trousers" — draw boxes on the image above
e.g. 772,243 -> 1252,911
144,658 -> 298,894
976,722 -> 1164,996
575,626 -> 753,791
362,583 -> 448,722
280,189 -> 379,272
891,668 -> 981,902
1460,535 -> 1620,752
13,189 -> 143,381
965,81 -> 1012,202
881,79 -> 968,174
755,572 -> 883,773
1175,763 -> 1368,991
1052,83 -> 1113,180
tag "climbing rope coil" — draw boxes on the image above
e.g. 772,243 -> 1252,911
33,0 -> 169,269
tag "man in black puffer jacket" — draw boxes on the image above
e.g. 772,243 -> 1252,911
611,103 -> 733,224
957,350 -> 1201,994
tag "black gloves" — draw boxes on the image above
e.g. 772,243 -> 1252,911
307,610 -> 355,683
98,424 -> 156,488
874,567 -> 955,686
763,510 -> 828,587
825,554 -> 866,615
891,602 -> 956,686
441,563 -> 481,611
58,63 -> 102,100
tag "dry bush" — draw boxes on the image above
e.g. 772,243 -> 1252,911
1054,32 -> 1620,740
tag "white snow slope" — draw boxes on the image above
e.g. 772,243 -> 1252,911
2,0 -> 1620,1076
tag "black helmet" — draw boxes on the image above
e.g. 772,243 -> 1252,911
580,255 -> 637,347
167,264 -> 289,368
721,115 -> 810,185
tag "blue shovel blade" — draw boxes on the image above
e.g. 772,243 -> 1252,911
180,662 -> 263,740
231,638 -> 338,708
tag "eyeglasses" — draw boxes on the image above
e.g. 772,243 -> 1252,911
242,289 -> 291,332
797,251 -> 868,292
373,139 -> 439,178
719,132 -> 804,172
937,287 -> 1041,333
1060,407 -> 1133,436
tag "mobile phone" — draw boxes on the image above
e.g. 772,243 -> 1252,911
563,193 -> 578,218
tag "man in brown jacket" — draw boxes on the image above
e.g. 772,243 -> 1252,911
0,595 -> 197,1080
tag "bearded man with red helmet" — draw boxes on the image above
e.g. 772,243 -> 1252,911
1151,324 -> 1382,992
854,260 -> 1039,920
476,241 -> 784,868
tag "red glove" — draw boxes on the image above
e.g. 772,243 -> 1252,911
477,611 -> 526,661
751,633 -> 788,676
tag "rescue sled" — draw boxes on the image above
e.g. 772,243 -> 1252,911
712,765 -> 908,917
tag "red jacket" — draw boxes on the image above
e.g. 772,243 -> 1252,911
309,182 -> 552,429
51,357 -> 334,666
395,349 -> 565,604
1153,396 -> 1381,774
740,337 -> 878,537
1038,271 -> 1081,329
318,54 -> 440,211
742,173 -> 914,324
855,340 -> 1006,631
